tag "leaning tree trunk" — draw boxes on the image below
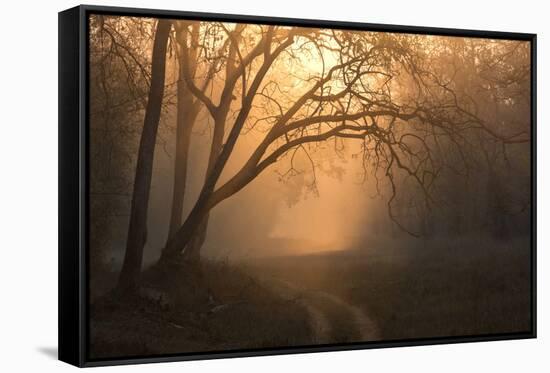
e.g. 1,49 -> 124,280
161,193 -> 214,263
182,119 -> 234,261
167,141 -> 223,263
182,216 -> 209,262
172,25 -> 249,263
161,27 -> 284,263
180,112 -> 227,262
160,124 -> 229,264
118,20 -> 172,292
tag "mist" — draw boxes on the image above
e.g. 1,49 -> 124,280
87,15 -> 532,358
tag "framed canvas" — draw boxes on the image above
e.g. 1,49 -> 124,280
58,4 -> 537,367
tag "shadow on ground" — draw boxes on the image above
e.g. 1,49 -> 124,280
37,346 -> 57,360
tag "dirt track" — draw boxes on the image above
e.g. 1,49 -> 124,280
257,275 -> 379,344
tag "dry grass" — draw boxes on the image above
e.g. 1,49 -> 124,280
89,259 -> 314,359
89,234 -> 531,359
243,235 -> 531,341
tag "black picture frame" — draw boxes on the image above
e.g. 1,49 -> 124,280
59,4 -> 537,367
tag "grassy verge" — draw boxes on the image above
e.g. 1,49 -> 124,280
89,260 -> 314,359
243,235 -> 531,341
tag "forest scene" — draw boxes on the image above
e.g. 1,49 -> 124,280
88,14 -> 532,359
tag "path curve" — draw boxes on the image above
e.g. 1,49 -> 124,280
256,275 -> 379,343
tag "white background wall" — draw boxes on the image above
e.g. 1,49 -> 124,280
0,0 -> 547,371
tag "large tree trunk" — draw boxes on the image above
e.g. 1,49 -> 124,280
118,20 -> 172,292
182,115 -> 226,261
168,25 -> 251,263
161,197 -> 212,263
182,216 -> 209,261
160,139 -> 235,264
167,117 -> 224,264
160,155 -> 255,263
166,26 -> 232,262
161,28 -> 289,262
